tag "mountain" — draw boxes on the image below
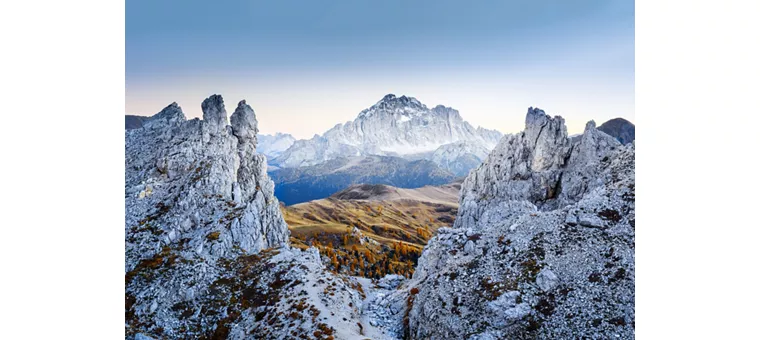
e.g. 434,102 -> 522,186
269,155 -> 458,205
429,140 -> 491,177
125,115 -> 149,129
598,117 -> 635,144
256,132 -> 296,160
271,94 -> 503,175
371,107 -> 635,339
125,95 -> 389,339
125,96 -> 634,340
285,181 -> 462,279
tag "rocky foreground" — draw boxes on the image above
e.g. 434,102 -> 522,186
125,96 -> 634,339
402,108 -> 635,339
125,95 -> 388,339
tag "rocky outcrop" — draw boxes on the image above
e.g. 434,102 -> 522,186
404,108 -> 635,339
125,95 -> 380,339
125,98 -> 634,339
598,117 -> 635,144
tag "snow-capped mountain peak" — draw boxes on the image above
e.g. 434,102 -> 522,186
257,132 -> 296,159
272,94 -> 503,172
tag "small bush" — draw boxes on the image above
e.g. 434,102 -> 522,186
207,231 -> 221,241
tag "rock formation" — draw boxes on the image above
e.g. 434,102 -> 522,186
398,107 -> 635,339
125,95 -> 381,339
125,99 -> 635,339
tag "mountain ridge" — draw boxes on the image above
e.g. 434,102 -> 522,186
125,95 -> 385,339
271,94 -> 503,174
124,96 -> 634,340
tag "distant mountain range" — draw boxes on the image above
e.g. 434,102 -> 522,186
124,95 -> 634,339
271,94 -> 503,175
125,101 -> 632,207
268,155 -> 458,205
257,133 -> 296,160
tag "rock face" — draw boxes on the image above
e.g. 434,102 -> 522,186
430,140 -> 491,177
405,108 -> 635,339
125,95 -> 379,339
598,117 -> 635,144
271,94 -> 502,175
125,98 -> 634,340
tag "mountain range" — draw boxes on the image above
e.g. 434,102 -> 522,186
256,133 -> 296,161
271,94 -> 503,175
125,100 -> 634,208
125,95 -> 634,339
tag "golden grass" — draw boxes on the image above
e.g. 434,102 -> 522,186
282,197 -> 458,278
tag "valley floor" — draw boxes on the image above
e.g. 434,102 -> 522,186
283,183 -> 460,279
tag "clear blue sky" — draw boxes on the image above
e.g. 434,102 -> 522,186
127,0 -> 633,138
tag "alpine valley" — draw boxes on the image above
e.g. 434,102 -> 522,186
125,94 -> 634,340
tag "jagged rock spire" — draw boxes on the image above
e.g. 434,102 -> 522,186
150,102 -> 185,125
231,99 -> 259,147
408,107 -> 635,339
201,94 -> 228,127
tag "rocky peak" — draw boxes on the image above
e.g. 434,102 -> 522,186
406,107 -> 634,339
378,93 -> 422,106
126,94 -> 287,256
523,107 -> 570,172
201,94 -> 228,127
456,107 -> 618,218
272,94 -> 503,170
361,94 -> 427,117
148,102 -> 185,127
126,94 -> 395,340
230,99 -> 259,147
431,104 -> 464,121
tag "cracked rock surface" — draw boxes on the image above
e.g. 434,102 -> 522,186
404,108 -> 635,339
125,101 -> 634,339
125,95 -> 387,339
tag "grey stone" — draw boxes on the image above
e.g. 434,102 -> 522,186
405,108 -> 634,339
565,212 -> 578,226
536,268 -> 559,292
579,214 -> 605,228
464,240 -> 476,254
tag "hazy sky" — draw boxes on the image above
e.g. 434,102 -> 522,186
127,0 -> 633,139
